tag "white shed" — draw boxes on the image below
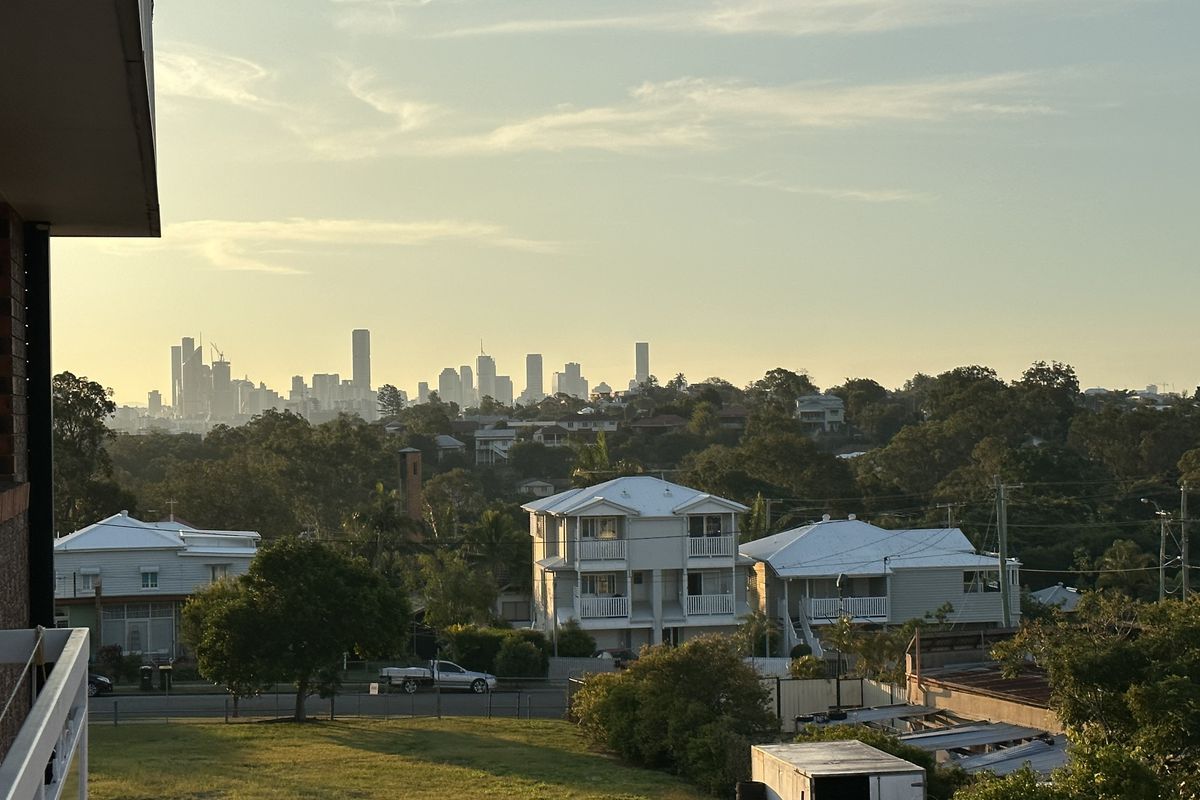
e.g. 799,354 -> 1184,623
751,741 -> 925,800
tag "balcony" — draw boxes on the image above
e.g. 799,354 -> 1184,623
687,534 -> 733,558
578,538 -> 626,561
580,596 -> 629,618
686,593 -> 735,616
808,596 -> 889,621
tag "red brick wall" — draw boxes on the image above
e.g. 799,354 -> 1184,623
0,201 -> 32,761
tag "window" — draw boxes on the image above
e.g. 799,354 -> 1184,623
80,569 -> 100,591
501,601 -> 528,621
964,570 -> 1001,593
580,517 -> 620,540
535,516 -> 545,539
141,569 -> 159,589
581,573 -> 616,596
688,515 -> 723,537
688,571 -> 731,595
209,564 -> 229,583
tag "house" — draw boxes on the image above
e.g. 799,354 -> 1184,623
433,433 -> 467,461
717,405 -> 749,431
0,0 -> 160,776
628,414 -> 689,434
475,427 -> 517,465
751,742 -> 925,800
524,476 -> 752,650
532,425 -> 571,447
53,512 -> 260,659
1028,582 -> 1082,613
518,479 -> 556,498
555,414 -> 620,433
741,517 -> 1019,655
794,394 -> 845,433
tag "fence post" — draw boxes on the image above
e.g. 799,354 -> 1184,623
113,700 -> 118,728
487,690 -> 492,719
515,689 -> 522,719
275,686 -> 280,720
224,697 -> 229,724
775,677 -> 782,722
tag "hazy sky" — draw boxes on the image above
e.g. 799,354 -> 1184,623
52,0 -> 1198,405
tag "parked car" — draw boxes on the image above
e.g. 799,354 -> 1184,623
87,673 -> 113,697
594,648 -> 639,669
378,660 -> 497,694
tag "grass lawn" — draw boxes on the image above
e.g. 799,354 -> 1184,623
71,718 -> 709,799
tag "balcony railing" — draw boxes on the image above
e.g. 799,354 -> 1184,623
687,534 -> 734,557
580,596 -> 629,618
808,596 -> 889,620
578,538 -> 626,561
686,593 -> 734,616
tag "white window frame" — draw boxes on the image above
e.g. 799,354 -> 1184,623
209,564 -> 229,583
581,573 -> 617,596
140,568 -> 159,590
580,517 -> 620,540
688,514 -> 723,537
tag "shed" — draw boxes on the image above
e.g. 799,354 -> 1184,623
751,741 -> 925,800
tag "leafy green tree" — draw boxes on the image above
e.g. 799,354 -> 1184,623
242,537 -> 408,721
746,367 -> 818,417
553,620 -> 596,657
421,468 -> 485,539
181,579 -> 273,716
734,610 -> 781,657
494,637 -> 545,678
508,441 -> 573,480
376,384 -> 406,418
1093,539 -> 1156,599
572,635 -> 777,795
788,655 -> 827,679
418,549 -> 496,629
463,507 -> 530,591
52,371 -> 136,533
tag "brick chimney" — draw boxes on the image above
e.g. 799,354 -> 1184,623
398,448 -> 423,522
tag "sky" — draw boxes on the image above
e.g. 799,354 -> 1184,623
51,0 -> 1199,405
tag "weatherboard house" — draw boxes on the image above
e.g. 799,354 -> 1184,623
525,476 -> 752,649
740,517 -> 1019,656
53,512 -> 260,659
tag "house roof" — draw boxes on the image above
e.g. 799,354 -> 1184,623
629,414 -> 688,429
1029,583 -> 1082,612
522,475 -> 748,517
739,519 -> 1009,577
54,512 -> 259,554
520,479 -> 555,488
433,434 -> 465,449
534,425 -> 570,436
754,742 -> 922,776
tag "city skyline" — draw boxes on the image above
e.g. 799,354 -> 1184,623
46,0 -> 1200,404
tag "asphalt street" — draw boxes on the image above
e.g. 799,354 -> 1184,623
89,687 -> 570,723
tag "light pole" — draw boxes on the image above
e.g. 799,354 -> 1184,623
1142,498 -> 1170,601
834,573 -> 846,710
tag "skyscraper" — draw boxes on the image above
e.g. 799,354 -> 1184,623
552,362 -> 588,399
417,382 -> 430,404
495,376 -> 514,408
477,352 -> 496,402
170,344 -> 182,412
459,365 -> 475,408
524,354 -> 544,404
352,329 -> 371,390
211,357 -> 235,419
635,342 -> 650,386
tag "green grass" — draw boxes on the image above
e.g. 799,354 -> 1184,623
71,718 -> 708,799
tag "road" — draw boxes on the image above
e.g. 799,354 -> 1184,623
90,686 -> 570,723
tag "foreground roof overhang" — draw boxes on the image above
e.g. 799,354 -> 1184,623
0,0 -> 160,236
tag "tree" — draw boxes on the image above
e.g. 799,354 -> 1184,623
572,635 -> 777,795
52,371 -> 135,533
418,549 -> 496,629
554,620 -> 596,657
376,384 -> 406,418
421,468 -> 485,539
239,537 -> 408,721
463,508 -> 529,591
181,579 -> 273,716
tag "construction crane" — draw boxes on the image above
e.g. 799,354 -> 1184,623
210,342 -> 225,363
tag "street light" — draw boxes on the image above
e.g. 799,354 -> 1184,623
1141,498 -> 1169,601
834,573 -> 846,710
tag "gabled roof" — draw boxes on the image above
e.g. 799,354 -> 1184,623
522,475 -> 748,517
54,512 -> 259,554
433,434 -> 465,448
533,425 -> 570,436
740,519 -> 1008,577
1029,583 -> 1082,612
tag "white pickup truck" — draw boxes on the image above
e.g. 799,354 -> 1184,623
379,660 -> 497,694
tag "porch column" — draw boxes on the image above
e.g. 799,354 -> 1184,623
651,568 -> 663,644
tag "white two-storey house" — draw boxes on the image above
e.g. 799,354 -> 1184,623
525,476 -> 752,650
53,512 -> 260,660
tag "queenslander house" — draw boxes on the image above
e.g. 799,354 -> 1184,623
741,516 -> 1020,657
53,512 -> 259,660
525,476 -> 752,650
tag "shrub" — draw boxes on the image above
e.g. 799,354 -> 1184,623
572,635 -> 778,796
554,620 -> 596,657
505,629 -> 549,675
96,644 -> 124,683
788,655 -> 827,679
789,643 -> 812,658
494,638 -> 545,678
442,625 -> 506,672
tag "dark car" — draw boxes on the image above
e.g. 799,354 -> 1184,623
594,648 -> 639,669
87,673 -> 113,697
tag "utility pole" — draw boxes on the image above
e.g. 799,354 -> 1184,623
1141,498 -> 1170,602
994,477 -> 1020,628
1182,485 -> 1190,602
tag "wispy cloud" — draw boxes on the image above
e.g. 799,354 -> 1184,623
104,218 -> 560,274
155,42 -> 282,110
700,174 -> 932,203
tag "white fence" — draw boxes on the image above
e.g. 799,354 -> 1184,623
687,535 -> 734,557
761,677 -> 903,730
580,596 -> 629,618
578,539 -> 626,561
686,593 -> 734,616
807,596 -> 889,620
548,657 -> 616,681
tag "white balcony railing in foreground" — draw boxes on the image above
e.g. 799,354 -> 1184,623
687,535 -> 734,557
578,538 -> 626,561
687,593 -> 735,615
580,596 -> 629,618
0,627 -> 91,800
808,596 -> 889,620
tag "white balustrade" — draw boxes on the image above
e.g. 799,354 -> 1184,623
687,535 -> 733,557
580,596 -> 629,618
578,538 -> 626,561
686,593 -> 735,616
807,596 -> 889,620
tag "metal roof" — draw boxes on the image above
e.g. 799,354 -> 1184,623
522,475 -> 748,517
900,722 -> 1045,751
826,705 -> 937,725
755,742 -> 923,776
957,736 -> 1068,776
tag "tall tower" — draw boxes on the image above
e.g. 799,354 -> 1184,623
524,354 -> 543,404
211,357 -> 234,420
459,365 -> 475,408
170,344 -> 182,413
635,342 -> 650,386
438,367 -> 461,407
477,351 -> 496,402
352,329 -> 371,390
